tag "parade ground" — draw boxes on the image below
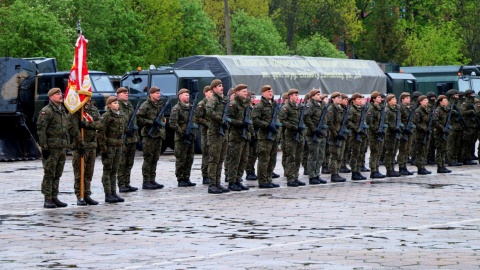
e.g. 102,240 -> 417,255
1,151 -> 479,269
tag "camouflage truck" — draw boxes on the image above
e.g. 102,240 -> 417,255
121,66 -> 215,153
0,57 -> 122,161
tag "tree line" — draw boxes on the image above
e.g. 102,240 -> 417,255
0,0 -> 478,75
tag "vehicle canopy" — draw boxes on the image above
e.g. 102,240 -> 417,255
386,73 -> 417,98
174,55 -> 387,95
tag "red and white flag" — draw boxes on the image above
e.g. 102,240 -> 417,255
64,34 -> 92,114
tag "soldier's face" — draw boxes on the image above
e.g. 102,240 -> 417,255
402,96 -> 410,105
290,93 -> 298,103
213,84 -> 223,95
237,89 -> 248,99
179,93 -> 189,103
150,91 -> 161,102
49,92 -> 63,104
262,89 -> 273,100
374,96 -> 382,104
332,96 -> 342,104
117,91 -> 129,101
312,93 -> 322,102
109,100 -> 119,111
205,90 -> 213,99
388,97 -> 397,106
420,99 -> 428,107
342,98 -> 348,106
440,98 -> 448,107
353,98 -> 362,106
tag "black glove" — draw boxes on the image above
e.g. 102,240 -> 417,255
79,121 -> 87,128
42,149 -> 50,159
267,125 -> 277,134
126,129 -> 135,137
101,152 -> 109,159
79,147 -> 86,157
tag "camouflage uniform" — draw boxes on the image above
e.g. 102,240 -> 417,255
118,100 -> 139,190
413,105 -> 431,172
245,126 -> 258,177
433,104 -> 450,170
326,103 -> 346,178
252,97 -> 280,186
137,99 -> 166,186
68,104 -> 102,199
170,100 -> 197,183
426,98 -> 436,163
460,93 -> 477,164
397,102 -> 415,174
304,99 -> 327,182
447,96 -> 463,165
206,92 -> 229,186
279,100 -> 305,184
226,94 -> 252,189
366,102 -> 385,176
476,99 -> 480,157
384,104 -> 401,175
98,109 -> 126,195
346,103 -> 367,177
37,102 -> 68,200
195,98 -> 210,180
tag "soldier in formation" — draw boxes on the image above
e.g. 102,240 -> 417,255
195,85 -> 213,184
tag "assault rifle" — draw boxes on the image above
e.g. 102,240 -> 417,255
267,98 -> 283,141
376,98 -> 387,142
355,103 -> 369,142
218,97 -> 232,137
335,103 -> 351,147
184,92 -> 199,144
422,105 -> 436,145
241,95 -> 253,140
441,104 -> 454,141
394,106 -> 404,140
125,101 -> 141,144
402,104 -> 417,142
295,99 -> 307,143
147,97 -> 171,138
313,100 -> 331,143
453,104 -> 467,129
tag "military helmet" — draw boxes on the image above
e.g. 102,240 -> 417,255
426,91 -> 436,98
445,89 -> 458,97
458,91 -> 466,97
465,89 -> 475,97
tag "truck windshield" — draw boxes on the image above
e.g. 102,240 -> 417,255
122,74 -> 148,94
152,74 -> 177,96
90,74 -> 115,93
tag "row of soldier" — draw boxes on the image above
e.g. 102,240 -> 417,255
36,79 -> 476,208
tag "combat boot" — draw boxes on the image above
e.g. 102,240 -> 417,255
112,193 -> 125,202
151,181 -> 164,189
77,198 -> 87,206
351,172 -> 364,181
246,173 -> 257,180
463,160 -> 477,165
217,184 -> 230,193
228,183 -> 242,191
202,177 -> 210,184
303,169 -> 309,175
185,179 -> 196,186
52,198 -> 68,207
339,166 -> 351,173
331,174 -> 346,183
370,171 -> 385,179
85,196 -> 99,205
437,167 -> 452,173
399,167 -> 414,175
259,182 -> 274,188
178,180 -> 189,187
142,182 -> 157,190
119,186 -> 131,193
127,185 -> 138,191
360,166 -> 371,172
295,180 -> 306,186
105,194 -> 119,203
287,181 -> 298,187
44,198 -> 56,208
271,172 -> 280,178
270,182 -> 280,188
208,185 -> 222,194
236,181 -> 249,190
386,170 -> 401,177
315,176 -> 328,184
417,168 -> 431,175
309,177 -> 321,185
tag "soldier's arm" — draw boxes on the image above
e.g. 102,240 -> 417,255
278,107 -> 293,130
195,103 -> 209,127
432,111 -> 442,131
136,102 -> 153,127
36,109 -> 50,149
97,114 -> 108,152
67,112 -> 81,146
303,107 -> 315,132
252,106 -> 269,129
227,103 -> 242,127
346,109 -> 357,132
206,100 -> 223,124
326,109 -> 337,137
461,104 -> 475,116
169,106 -> 181,133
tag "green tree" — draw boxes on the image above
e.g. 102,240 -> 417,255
295,34 -> 347,58
0,1 -> 71,70
231,10 -> 289,55
404,22 -> 469,66
457,0 -> 480,64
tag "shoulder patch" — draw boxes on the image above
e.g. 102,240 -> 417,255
434,112 -> 439,115
41,111 -> 46,115
367,112 -> 371,115
328,111 -> 333,115
229,104 -> 233,107
283,107 -> 287,111
254,106 -> 258,109
198,105 -> 202,108
173,108 -> 177,111
415,112 -> 419,115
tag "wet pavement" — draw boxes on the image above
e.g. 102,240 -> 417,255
1,151 -> 480,269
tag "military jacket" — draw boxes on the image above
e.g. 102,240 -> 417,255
68,104 -> 102,149
36,101 -> 68,149
279,100 -> 305,138
399,103 -> 414,125
366,102 -> 384,135
136,99 -> 166,139
460,99 -> 477,128
98,109 -> 126,148
346,104 -> 364,136
195,98 -> 209,135
304,99 -> 327,137
227,95 -> 252,141
433,105 -> 449,135
206,92 -> 228,137
170,101 -> 197,142
448,98 -> 463,130
385,104 -> 401,135
119,100 -> 139,143
413,105 -> 431,133
252,96 -> 280,141
326,103 -> 345,138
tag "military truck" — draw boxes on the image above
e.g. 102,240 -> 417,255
120,66 -> 215,153
0,57 -> 120,161
378,63 -> 418,98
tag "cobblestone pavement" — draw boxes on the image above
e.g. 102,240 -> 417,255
1,151 -> 479,269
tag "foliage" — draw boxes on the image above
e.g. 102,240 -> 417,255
231,10 -> 289,55
295,34 -> 347,58
457,0 -> 480,64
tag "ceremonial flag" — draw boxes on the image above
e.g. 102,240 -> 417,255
64,34 -> 92,114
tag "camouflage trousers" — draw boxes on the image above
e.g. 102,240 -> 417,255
207,134 -> 227,186
41,148 -> 66,199
101,146 -> 122,194
462,127 -> 477,161
341,136 -> 351,167
447,129 -> 462,163
281,135 -> 288,175
257,139 -> 278,185
284,134 -> 304,181
306,136 -> 326,178
200,129 -> 209,178
142,137 -> 162,183
224,133 -> 230,180
368,132 -> 384,172
360,136 -> 369,168
384,133 -> 400,171
72,148 -> 96,198
118,142 -> 136,188
397,134 -> 414,168
174,140 -> 195,181
328,139 -> 345,174
245,141 -> 257,175
435,133 -> 447,167
227,140 -> 249,184
427,133 -> 436,162
348,135 -> 364,173
414,132 -> 429,169
323,135 -> 330,169
302,141 -> 308,170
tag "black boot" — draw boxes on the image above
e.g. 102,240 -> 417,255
112,193 -> 124,202
360,166 -> 371,172
142,182 -> 157,190
208,185 -> 222,194
178,179 -> 189,187
287,181 -> 298,187
309,177 -> 321,185
358,172 -> 367,180
119,186 -> 131,193
370,171 -> 385,179
127,185 -> 138,191
44,198 -> 56,208
386,170 -> 401,177
351,172 -> 364,181
417,168 -> 431,175
246,173 -> 257,180
202,177 -> 210,184
399,167 -> 414,175
303,169 -> 309,175
185,179 -> 196,186
437,167 -> 452,173
85,196 -> 99,205
236,181 -> 250,190
228,183 -> 242,191
217,184 -> 230,193
105,194 -> 119,203
77,198 -> 87,206
331,174 -> 346,183
295,180 -> 306,186
463,160 -> 477,165
315,176 -> 328,184
151,181 -> 164,189
271,172 -> 280,178
339,166 -> 351,173
52,198 -> 67,207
